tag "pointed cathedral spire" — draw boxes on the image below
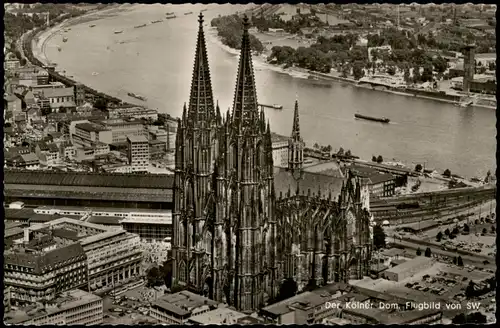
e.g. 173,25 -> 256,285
182,103 -> 187,123
291,100 -> 301,141
188,12 -> 215,123
232,15 -> 259,131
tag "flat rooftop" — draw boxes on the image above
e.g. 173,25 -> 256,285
4,289 -> 101,324
152,291 -> 218,316
4,170 -> 174,189
121,217 -> 172,225
262,291 -> 331,316
36,205 -> 171,214
75,122 -> 109,133
188,307 -> 247,324
385,256 -> 434,275
127,135 -> 148,143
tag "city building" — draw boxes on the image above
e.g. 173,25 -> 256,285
30,205 -> 173,243
4,233 -> 88,304
366,173 -> 396,198
74,83 -> 86,106
149,139 -> 167,159
5,93 -> 23,116
342,307 -> 442,324
36,69 -> 49,85
60,141 -> 77,160
4,289 -> 103,325
31,82 -> 65,95
127,135 -> 149,172
107,105 -> 159,120
187,307 -> 248,324
172,14 -> 372,312
99,118 -> 146,144
271,133 -> 289,168
260,291 -> 337,324
149,291 -> 219,324
73,122 -> 113,147
35,141 -> 61,167
469,74 -> 496,95
30,217 -> 143,293
346,165 -> 396,197
120,215 -> 172,243
18,153 -> 40,169
383,256 -> 435,282
41,86 -> 75,104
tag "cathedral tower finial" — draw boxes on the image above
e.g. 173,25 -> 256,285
188,12 -> 215,124
232,15 -> 259,131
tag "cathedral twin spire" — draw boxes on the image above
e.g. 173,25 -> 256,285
187,13 -> 215,124
188,13 -> 260,132
231,15 -> 260,131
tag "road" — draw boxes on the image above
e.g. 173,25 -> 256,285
389,239 -> 495,270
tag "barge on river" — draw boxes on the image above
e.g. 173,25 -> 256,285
354,113 -> 390,123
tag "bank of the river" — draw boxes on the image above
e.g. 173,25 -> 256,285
32,4 -> 132,66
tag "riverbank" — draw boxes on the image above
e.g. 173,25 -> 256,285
213,26 -> 496,110
33,4 -> 133,66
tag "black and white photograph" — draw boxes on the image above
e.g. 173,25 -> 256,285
2,2 -> 497,325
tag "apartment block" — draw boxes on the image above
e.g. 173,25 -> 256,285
127,135 -> 149,172
99,118 -> 145,144
4,231 -> 88,304
4,289 -> 103,325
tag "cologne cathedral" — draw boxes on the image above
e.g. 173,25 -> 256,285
172,13 -> 373,312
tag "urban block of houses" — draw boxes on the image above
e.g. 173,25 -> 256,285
42,87 -> 76,113
35,141 -> 61,167
73,122 -> 113,148
149,291 -> 219,324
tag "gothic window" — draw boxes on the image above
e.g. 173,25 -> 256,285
179,261 -> 187,283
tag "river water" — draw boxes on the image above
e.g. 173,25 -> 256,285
41,3 -> 496,178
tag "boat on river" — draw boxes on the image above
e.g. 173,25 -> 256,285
307,75 -> 332,87
151,20 -> 162,24
62,37 -> 68,42
354,113 -> 390,123
184,12 -> 193,15
114,30 -> 123,34
166,14 -> 176,19
134,24 -> 147,28
128,92 -> 147,101
89,24 -> 96,28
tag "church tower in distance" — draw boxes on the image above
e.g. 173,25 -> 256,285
288,100 -> 305,173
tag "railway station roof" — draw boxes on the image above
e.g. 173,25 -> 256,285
4,169 -> 174,189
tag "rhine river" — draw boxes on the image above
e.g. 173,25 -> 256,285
40,4 -> 496,178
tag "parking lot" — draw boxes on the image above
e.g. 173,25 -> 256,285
102,285 -> 165,324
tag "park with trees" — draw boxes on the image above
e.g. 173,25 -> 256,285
210,15 -> 265,53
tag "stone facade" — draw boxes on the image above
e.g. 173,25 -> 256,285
173,14 -> 372,313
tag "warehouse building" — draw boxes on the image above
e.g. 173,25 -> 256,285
383,256 -> 435,282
